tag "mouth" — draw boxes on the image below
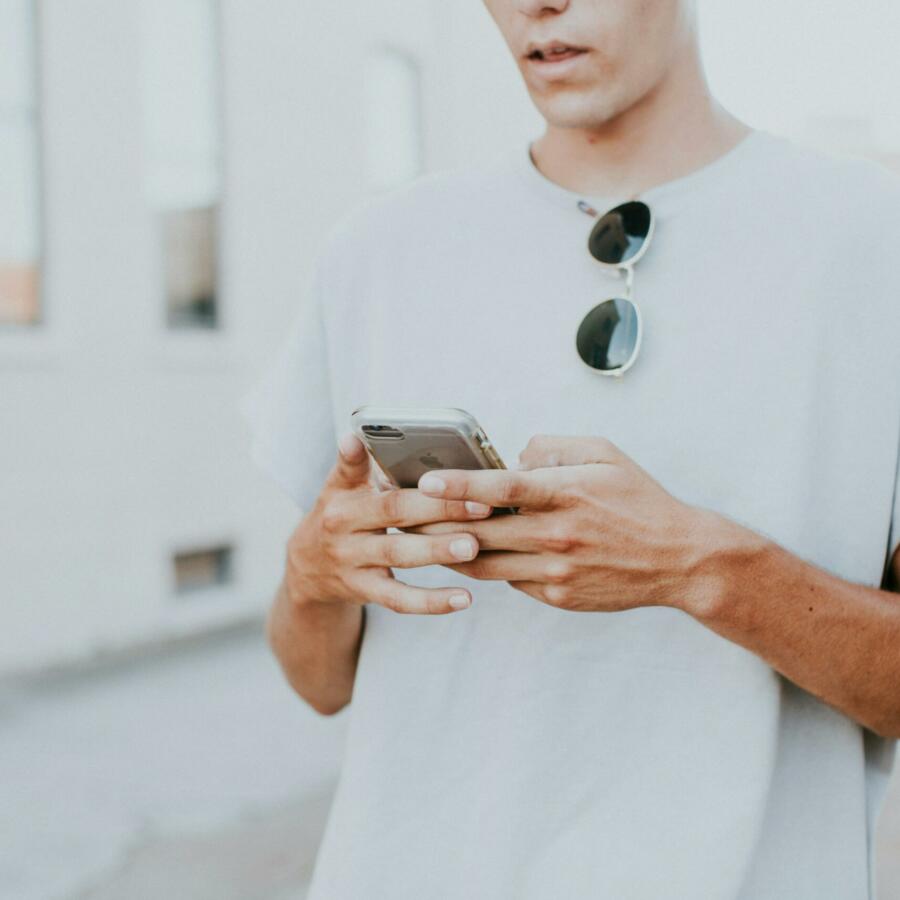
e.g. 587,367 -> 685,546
527,47 -> 587,62
524,42 -> 590,76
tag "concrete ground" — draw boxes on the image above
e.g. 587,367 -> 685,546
0,626 -> 346,900
1,627 -> 898,899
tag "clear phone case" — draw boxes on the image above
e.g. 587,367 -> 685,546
350,406 -> 515,513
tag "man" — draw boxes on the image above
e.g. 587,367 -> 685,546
243,1 -> 900,897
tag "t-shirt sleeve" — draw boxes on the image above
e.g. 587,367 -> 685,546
240,251 -> 337,512
886,428 -> 900,587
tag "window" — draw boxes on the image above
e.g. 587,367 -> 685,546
172,544 -> 233,594
363,45 -> 424,191
162,206 -> 217,328
0,0 -> 41,328
140,0 -> 222,330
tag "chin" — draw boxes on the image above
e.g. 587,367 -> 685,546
532,92 -> 621,131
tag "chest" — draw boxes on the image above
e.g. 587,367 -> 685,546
326,207 -> 893,581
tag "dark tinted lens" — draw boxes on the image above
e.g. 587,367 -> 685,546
587,201 -> 651,265
575,298 -> 640,371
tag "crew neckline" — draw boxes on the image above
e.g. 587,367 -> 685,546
510,128 -> 772,211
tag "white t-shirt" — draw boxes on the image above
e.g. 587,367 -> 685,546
243,128 -> 900,900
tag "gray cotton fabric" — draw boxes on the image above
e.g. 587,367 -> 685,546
243,128 -> 900,899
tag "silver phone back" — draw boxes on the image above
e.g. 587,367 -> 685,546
350,406 -> 505,489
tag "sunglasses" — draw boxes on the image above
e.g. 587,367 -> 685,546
575,199 -> 654,377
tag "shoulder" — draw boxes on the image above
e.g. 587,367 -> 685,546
755,131 -> 900,225
317,153 -> 511,268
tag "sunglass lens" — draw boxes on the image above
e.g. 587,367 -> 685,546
576,298 -> 640,372
587,201 -> 651,265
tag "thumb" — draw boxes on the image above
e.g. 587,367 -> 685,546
326,432 -> 372,489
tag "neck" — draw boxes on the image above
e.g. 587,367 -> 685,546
529,37 -> 751,199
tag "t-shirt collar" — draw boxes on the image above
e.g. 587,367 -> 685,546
510,128 -> 769,212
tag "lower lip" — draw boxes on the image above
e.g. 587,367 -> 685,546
526,49 -> 589,80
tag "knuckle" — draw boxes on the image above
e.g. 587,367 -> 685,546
520,435 -> 548,465
544,583 -> 571,607
327,536 -> 350,565
320,500 -> 347,533
544,560 -> 573,584
498,475 -> 523,506
555,485 -> 583,509
380,539 -> 400,568
383,537 -> 413,568
380,489 -> 404,525
442,499 -> 466,520
542,523 -> 577,553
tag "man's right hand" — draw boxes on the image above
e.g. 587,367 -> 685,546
284,433 -> 493,614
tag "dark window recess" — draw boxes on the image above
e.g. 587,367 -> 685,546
173,544 -> 232,594
163,205 -> 218,329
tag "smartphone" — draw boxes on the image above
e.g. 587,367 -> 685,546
350,406 -> 516,514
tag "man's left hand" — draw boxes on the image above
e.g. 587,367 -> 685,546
409,435 -> 721,613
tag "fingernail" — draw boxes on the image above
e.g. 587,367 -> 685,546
419,474 -> 446,495
339,433 -> 359,457
449,593 -> 471,609
465,501 -> 491,516
450,538 -> 476,560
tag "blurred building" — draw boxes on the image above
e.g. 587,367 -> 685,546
0,0 -> 538,675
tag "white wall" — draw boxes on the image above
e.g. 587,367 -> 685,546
0,2 -> 406,673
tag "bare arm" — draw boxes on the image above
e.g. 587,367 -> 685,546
410,434 -> 900,739
266,434 -> 493,715
266,572 -> 365,716
684,514 -> 900,738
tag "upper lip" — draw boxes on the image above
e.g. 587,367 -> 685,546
524,39 -> 589,59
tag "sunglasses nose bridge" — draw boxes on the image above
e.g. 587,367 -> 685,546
621,264 -> 635,300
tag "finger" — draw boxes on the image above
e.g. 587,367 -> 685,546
325,432 -> 372,490
371,463 -> 396,493
402,516 -> 554,553
507,580 -> 548,603
348,489 -> 492,531
371,576 -> 473,614
518,434 -> 621,470
417,468 -> 556,510
446,550 -> 557,582
349,531 -> 479,568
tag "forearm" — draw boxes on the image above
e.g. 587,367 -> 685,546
266,569 -> 364,716
683,510 -> 900,738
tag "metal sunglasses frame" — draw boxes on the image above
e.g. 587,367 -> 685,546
576,200 -> 655,378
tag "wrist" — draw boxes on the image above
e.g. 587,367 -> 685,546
281,569 -> 338,614
282,541 -> 333,611
676,506 -> 771,622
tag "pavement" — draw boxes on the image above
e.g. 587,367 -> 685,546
0,626 -> 346,900
1,626 -> 898,899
